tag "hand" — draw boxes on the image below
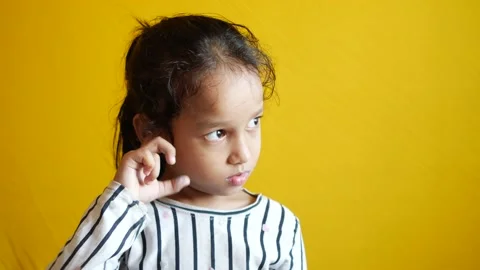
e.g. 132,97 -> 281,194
113,136 -> 190,203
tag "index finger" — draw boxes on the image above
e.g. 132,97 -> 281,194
143,136 -> 176,164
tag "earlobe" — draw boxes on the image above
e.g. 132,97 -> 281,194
133,113 -> 173,144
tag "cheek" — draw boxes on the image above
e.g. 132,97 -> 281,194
252,138 -> 261,160
174,139 -> 221,172
251,130 -> 262,151
175,139 -> 199,162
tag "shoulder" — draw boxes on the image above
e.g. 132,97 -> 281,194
253,194 -> 301,231
264,196 -> 298,219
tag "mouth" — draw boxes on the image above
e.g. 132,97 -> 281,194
226,171 -> 251,186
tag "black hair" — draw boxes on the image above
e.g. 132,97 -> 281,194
114,14 -> 276,170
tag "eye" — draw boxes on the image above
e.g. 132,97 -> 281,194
247,117 -> 261,128
205,130 -> 226,141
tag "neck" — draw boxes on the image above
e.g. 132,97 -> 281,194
172,185 -> 227,206
170,185 -> 257,210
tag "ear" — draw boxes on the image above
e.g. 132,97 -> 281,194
133,114 -> 154,144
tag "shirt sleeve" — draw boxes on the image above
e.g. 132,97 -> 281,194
47,181 -> 149,270
276,218 -> 307,270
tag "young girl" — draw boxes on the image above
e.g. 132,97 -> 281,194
49,14 -> 306,270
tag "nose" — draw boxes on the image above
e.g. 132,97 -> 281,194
227,136 -> 251,165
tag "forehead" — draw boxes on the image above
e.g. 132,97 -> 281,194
183,69 -> 264,119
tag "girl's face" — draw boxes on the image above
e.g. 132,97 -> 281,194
167,68 -> 264,196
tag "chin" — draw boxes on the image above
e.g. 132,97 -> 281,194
220,185 -> 246,195
192,184 -> 245,197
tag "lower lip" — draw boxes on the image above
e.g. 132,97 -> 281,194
226,172 -> 250,186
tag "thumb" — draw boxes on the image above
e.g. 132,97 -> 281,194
156,176 -> 190,198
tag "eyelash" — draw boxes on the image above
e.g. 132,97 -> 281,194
247,116 -> 261,128
204,116 -> 262,142
205,130 -> 227,141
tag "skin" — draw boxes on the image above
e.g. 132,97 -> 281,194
114,68 -> 264,210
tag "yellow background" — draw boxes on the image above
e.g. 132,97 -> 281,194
1,0 -> 479,269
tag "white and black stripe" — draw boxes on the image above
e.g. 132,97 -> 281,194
139,231 -> 146,270
271,205 -> 286,266
243,213 -> 251,270
227,217 -> 233,270
49,194 -> 102,270
289,219 -> 300,270
258,199 -> 271,269
48,182 -> 307,269
109,216 -> 145,260
172,207 -> 180,270
209,216 -> 216,268
150,201 -> 162,269
82,201 -> 139,267
59,185 -> 125,270
191,214 -> 198,270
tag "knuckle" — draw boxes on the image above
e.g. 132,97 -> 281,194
166,144 -> 176,155
143,149 -> 151,157
170,180 -> 177,191
123,151 -> 134,161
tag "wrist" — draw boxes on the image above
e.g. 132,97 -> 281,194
112,180 -> 139,201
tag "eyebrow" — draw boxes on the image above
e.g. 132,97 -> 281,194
196,107 -> 264,130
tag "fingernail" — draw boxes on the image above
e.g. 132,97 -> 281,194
170,156 -> 176,164
180,176 -> 190,186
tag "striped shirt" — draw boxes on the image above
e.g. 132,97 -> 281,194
48,181 -> 306,269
